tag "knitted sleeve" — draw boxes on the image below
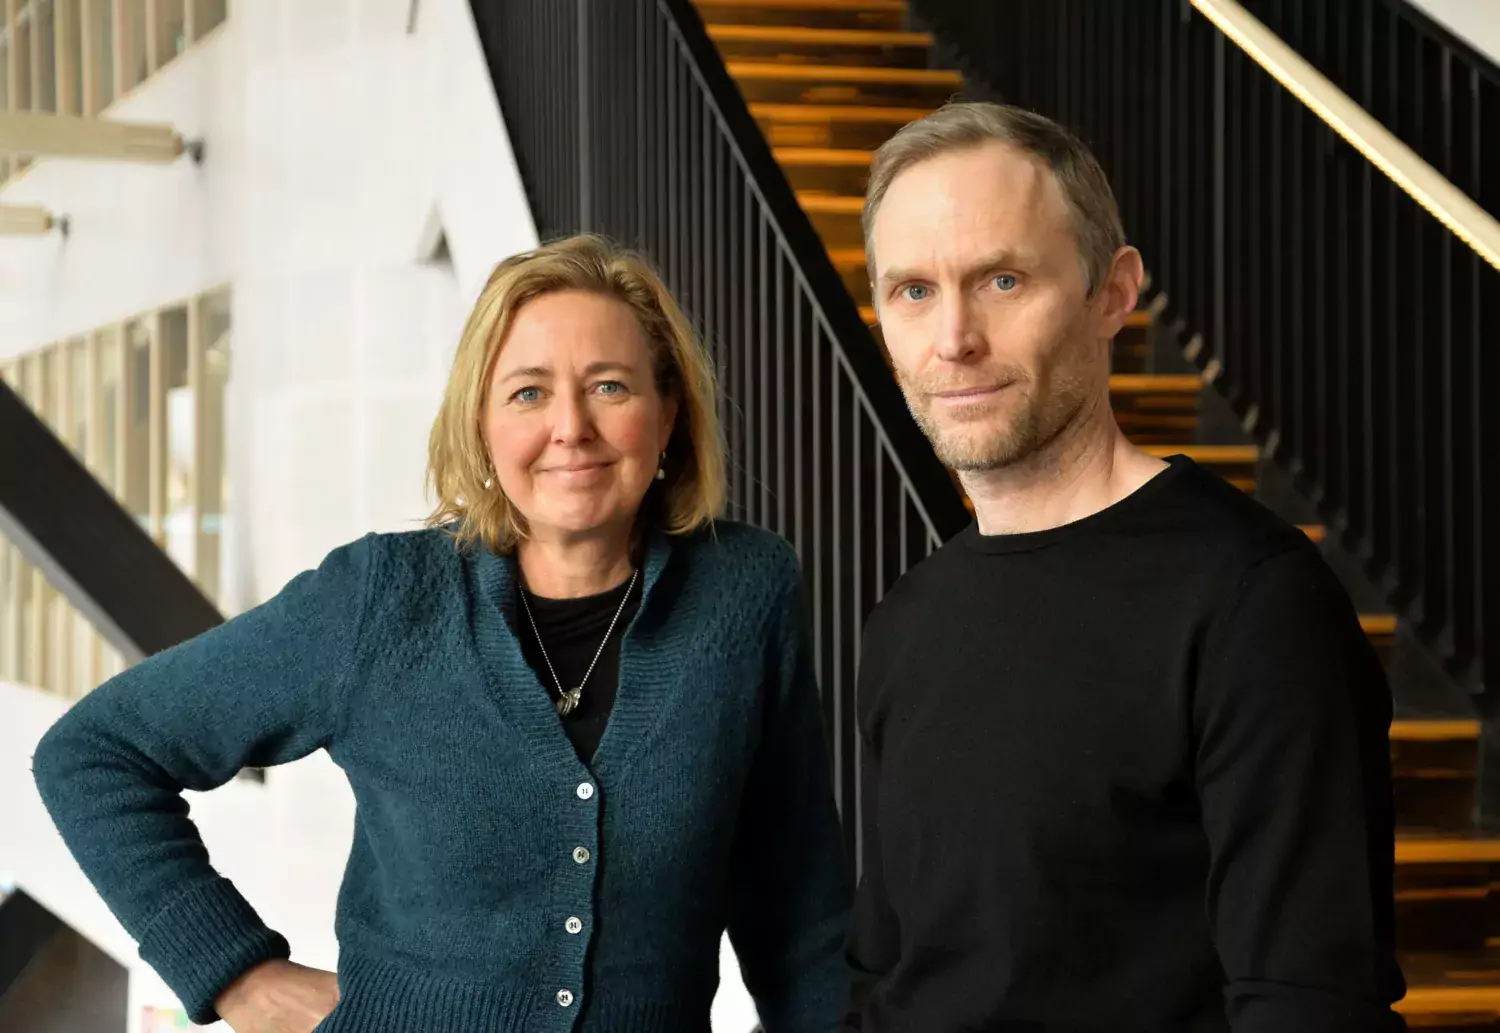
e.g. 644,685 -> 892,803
31,534 -> 376,1024
726,546 -> 853,1033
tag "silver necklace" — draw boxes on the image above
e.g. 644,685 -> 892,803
519,568 -> 639,717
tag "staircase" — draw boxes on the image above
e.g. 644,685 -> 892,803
693,1 -> 1500,1026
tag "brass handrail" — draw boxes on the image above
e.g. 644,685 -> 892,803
1193,0 -> 1500,272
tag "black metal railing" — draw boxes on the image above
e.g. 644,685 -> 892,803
911,1 -> 1498,715
470,0 -> 970,849
1242,0 -> 1500,223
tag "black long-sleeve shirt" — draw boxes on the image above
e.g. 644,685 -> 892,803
844,456 -> 1406,1033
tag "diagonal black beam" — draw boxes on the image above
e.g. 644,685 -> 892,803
0,891 -> 63,1001
0,378 -> 222,664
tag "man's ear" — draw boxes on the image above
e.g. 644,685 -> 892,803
1097,245 -> 1145,339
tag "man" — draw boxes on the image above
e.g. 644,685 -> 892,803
844,101 -> 1405,1032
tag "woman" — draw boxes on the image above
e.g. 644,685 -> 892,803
33,235 -> 850,1032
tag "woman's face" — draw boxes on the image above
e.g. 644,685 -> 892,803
483,289 -> 677,546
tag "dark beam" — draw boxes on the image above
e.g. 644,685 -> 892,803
0,891 -> 62,1001
0,378 -> 222,664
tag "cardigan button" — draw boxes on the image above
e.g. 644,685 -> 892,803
557,989 -> 575,1007
565,916 -> 583,934
573,846 -> 591,864
576,782 -> 595,801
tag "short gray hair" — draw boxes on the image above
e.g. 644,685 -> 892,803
863,101 -> 1125,295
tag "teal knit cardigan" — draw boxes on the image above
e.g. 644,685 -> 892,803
32,521 -> 851,1032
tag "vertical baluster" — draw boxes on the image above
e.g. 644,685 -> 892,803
812,318 -> 827,762
702,103 -> 715,384
759,214 -> 771,528
775,247 -> 787,536
793,280 -> 804,558
742,181 -> 755,522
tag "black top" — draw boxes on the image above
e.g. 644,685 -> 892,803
843,457 -> 1405,1033
517,573 -> 642,763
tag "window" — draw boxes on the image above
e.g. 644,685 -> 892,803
0,4 -> 10,115
85,0 -> 114,112
123,317 -> 152,537
56,0 -> 82,115
34,348 -> 56,430
2,0 -> 227,187
0,13 -> 8,184
67,336 -> 87,456
96,327 -> 122,491
0,542 -> 19,684
34,0 -> 56,113
197,290 -> 231,609
1,287 -> 233,699
117,0 -> 147,93
161,305 -> 193,572
152,0 -> 184,70
192,0 -> 224,38
15,3 -> 32,113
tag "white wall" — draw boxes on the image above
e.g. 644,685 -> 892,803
1404,0 -> 1500,69
0,1 -> 761,1027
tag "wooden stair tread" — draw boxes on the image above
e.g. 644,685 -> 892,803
1396,836 -> 1500,864
727,61 -> 963,84
752,102 -> 935,124
1397,983 -> 1500,1016
1123,310 -> 1153,329
831,247 -> 866,271
797,191 -> 865,214
1108,374 -> 1203,394
1362,613 -> 1398,636
1298,523 -> 1327,542
708,24 -> 932,46
1140,443 -> 1259,464
775,146 -> 875,166
1390,719 -> 1480,742
697,0 -> 910,9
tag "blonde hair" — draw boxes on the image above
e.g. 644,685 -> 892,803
426,235 -> 725,554
863,101 -> 1126,295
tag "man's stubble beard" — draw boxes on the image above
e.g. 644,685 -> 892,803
895,346 -> 1094,473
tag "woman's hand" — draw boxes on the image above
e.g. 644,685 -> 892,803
215,959 -> 340,1033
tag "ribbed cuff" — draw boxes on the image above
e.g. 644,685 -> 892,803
135,876 -> 291,1025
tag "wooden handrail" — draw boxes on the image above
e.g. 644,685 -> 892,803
1191,0 -> 1500,273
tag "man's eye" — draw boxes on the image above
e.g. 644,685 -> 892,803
902,284 -> 930,302
994,274 -> 1017,291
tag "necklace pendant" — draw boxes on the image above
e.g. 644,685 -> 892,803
556,687 -> 582,717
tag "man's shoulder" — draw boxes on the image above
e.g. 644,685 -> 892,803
1143,458 -> 1319,586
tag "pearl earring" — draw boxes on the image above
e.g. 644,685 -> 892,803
655,452 -> 666,481
483,477 -> 493,490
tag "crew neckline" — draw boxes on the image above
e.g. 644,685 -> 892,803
522,574 -> 636,610
958,454 -> 1194,555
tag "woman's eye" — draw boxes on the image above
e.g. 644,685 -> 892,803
512,386 -> 543,404
902,284 -> 930,302
994,274 -> 1018,291
594,380 -> 627,396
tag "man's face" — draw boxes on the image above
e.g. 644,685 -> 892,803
870,142 -> 1111,471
